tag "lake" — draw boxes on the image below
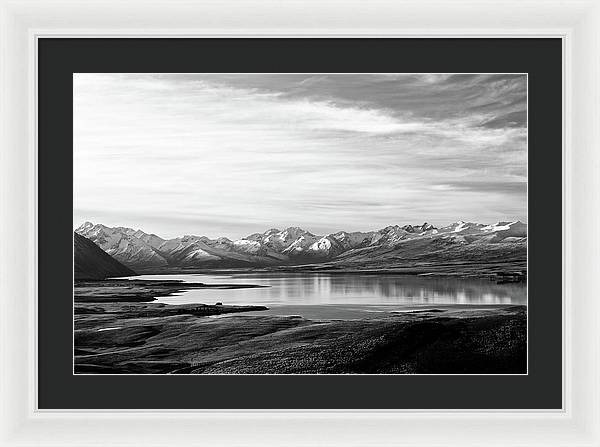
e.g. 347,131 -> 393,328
126,273 -> 526,319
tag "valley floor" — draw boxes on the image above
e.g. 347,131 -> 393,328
74,279 -> 526,374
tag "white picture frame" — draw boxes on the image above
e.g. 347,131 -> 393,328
1,0 -> 598,445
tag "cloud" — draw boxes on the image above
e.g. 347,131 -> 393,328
74,74 -> 527,238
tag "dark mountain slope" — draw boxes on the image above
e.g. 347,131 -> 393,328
74,232 -> 137,280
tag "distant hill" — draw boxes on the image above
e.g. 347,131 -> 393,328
74,232 -> 137,280
75,220 -> 527,271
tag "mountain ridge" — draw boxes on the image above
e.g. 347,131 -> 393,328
74,232 -> 137,280
75,220 -> 527,270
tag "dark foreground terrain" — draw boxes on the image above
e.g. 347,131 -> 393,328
74,279 -> 526,374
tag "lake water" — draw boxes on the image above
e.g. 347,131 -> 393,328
128,273 -> 526,319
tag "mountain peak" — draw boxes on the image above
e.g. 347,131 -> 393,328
281,226 -> 313,238
76,221 -> 100,231
381,224 -> 403,231
421,222 -> 436,231
284,226 -> 306,233
400,223 -> 436,233
263,228 -> 281,236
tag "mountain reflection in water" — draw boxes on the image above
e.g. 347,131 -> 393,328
130,273 -> 526,307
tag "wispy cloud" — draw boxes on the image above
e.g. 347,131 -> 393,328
74,74 -> 527,239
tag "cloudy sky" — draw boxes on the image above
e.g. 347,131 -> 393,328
74,73 -> 527,239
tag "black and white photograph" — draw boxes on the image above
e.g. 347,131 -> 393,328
73,73 -> 527,375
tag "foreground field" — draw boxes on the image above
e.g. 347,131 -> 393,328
74,279 -> 526,374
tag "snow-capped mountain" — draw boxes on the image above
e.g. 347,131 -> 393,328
330,231 -> 374,250
402,222 -> 436,233
76,222 -> 168,267
262,227 -> 317,251
75,220 -> 527,270
481,221 -> 527,238
439,221 -> 486,234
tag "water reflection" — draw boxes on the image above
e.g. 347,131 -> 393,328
133,273 -> 526,306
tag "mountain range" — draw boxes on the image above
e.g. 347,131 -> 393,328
75,220 -> 527,271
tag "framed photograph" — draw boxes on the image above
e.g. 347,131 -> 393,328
1,1 -> 599,446
72,69 -> 530,378
49,40 -> 549,408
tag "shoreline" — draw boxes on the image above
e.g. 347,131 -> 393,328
74,275 -> 527,374
132,261 -> 527,283
74,278 -> 268,303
